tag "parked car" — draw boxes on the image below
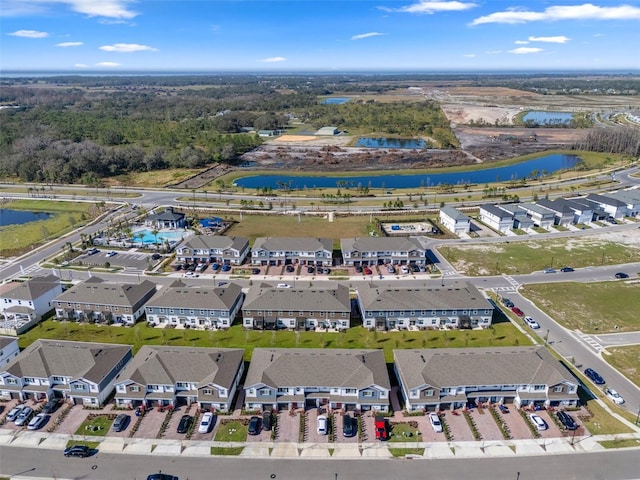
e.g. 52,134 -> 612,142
428,412 -> 443,433
176,415 -> 192,434
276,283 -> 291,288
42,398 -> 62,414
14,406 -> 34,426
183,271 -> 199,278
556,411 -> 578,430
502,298 -> 514,308
354,266 -> 363,274
211,263 -> 220,271
147,474 -> 178,480
285,265 -> 295,273
64,444 -> 90,457
560,266 -> 574,272
543,268 -> 556,274
198,412 -> 215,434
307,266 -> 315,274
529,413 -> 548,431
401,266 -> 409,274
585,368 -> 606,385
606,217 -> 617,224
511,307 -> 525,317
106,250 -> 117,257
221,264 -> 231,272
524,316 -> 540,329
195,263 -> 207,273
323,268 -> 331,274
6,405 -> 25,422
364,267 -> 373,276
605,388 -> 625,405
112,413 -> 130,432
262,410 -> 273,431
251,268 -> 261,274
386,265 -> 396,274
248,416 -> 262,435
87,248 -> 99,256
151,253 -> 162,260
374,415 -> 388,440
411,264 -> 420,273
317,415 -> 329,435
419,265 -> 426,272
342,414 -> 356,437
27,413 -> 49,430
614,272 -> 629,279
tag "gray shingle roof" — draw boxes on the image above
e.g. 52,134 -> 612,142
115,346 -> 244,389
243,283 -> 350,313
146,207 -> 185,222
55,277 -> 156,307
0,275 -> 60,301
357,282 -> 491,312
586,193 -> 627,208
440,206 -> 470,221
146,283 -> 242,310
394,347 -> 577,390
245,348 -> 390,390
0,336 -> 18,350
179,235 -> 248,252
340,237 -> 425,253
252,237 -> 333,252
480,204 -> 514,219
3,339 -> 131,384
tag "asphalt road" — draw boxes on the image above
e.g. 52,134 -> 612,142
1,445 -> 640,480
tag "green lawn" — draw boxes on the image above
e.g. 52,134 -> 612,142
75,415 -> 115,436
521,282 -> 640,333
600,439 -> 640,449
20,319 -> 531,363
389,422 -> 421,443
441,236 -> 640,276
214,420 -> 248,442
604,345 -> 640,388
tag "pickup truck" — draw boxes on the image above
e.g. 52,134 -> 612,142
375,415 -> 388,441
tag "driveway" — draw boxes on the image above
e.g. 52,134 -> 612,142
468,406 -> 506,441
130,407 -> 167,439
440,410 -> 474,442
161,405 -> 197,440
52,404 -> 90,435
333,413 -> 358,444
274,409 -> 300,443
305,407 -> 331,444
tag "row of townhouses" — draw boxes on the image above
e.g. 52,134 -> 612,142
0,338 -> 579,412
1,276 -> 495,332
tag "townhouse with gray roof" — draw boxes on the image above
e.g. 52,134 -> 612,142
535,198 -> 576,226
244,348 -> 391,412
394,347 -> 579,412
478,204 -> 514,233
0,339 -> 132,406
586,193 -> 628,218
175,235 -> 249,265
341,237 -> 427,266
251,237 -> 333,266
604,190 -> 640,217
54,277 -> 156,326
145,281 -> 243,329
356,281 -> 493,330
114,346 -> 244,412
242,283 -> 350,330
496,204 -> 534,230
0,275 -> 62,334
518,203 -> 556,228
0,336 -> 19,367
439,206 -> 471,235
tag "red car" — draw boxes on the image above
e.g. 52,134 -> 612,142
364,267 -> 373,275
375,415 -> 388,441
511,307 -> 524,317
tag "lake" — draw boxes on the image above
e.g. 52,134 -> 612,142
0,209 -> 52,227
321,97 -> 351,104
234,153 -> 580,190
356,137 -> 426,149
522,111 -> 573,125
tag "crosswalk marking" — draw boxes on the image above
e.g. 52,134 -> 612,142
575,331 -> 604,352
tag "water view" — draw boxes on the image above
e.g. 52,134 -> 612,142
356,137 -> 426,149
522,111 -> 574,125
234,153 -> 580,190
321,97 -> 351,104
130,229 -> 190,244
0,209 -> 52,227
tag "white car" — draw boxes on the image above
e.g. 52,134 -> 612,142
428,412 -> 443,433
14,406 -> 34,427
401,266 -> 409,274
524,316 -> 540,329
184,272 -> 199,278
605,388 -> 625,405
198,412 -> 215,433
317,414 -> 329,435
529,413 -> 547,431
276,283 -> 291,288
106,251 -> 117,257
27,413 -> 49,430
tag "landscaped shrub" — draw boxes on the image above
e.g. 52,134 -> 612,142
463,411 -> 482,441
489,406 -> 512,440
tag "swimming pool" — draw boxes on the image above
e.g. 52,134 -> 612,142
131,229 -> 189,244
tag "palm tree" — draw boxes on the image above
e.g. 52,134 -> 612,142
151,229 -> 159,249
136,232 -> 145,248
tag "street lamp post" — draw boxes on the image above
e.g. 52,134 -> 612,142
545,329 -> 550,346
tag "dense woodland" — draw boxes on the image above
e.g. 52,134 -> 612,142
0,74 -> 638,184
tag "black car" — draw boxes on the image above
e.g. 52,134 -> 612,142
307,266 -> 315,274
355,266 -> 363,273
176,415 -> 193,434
248,416 -> 262,435
560,267 -> 574,273
556,411 -> 578,430
147,474 -> 179,480
614,272 -> 629,279
64,445 -> 90,457
323,268 -> 331,274
342,414 -> 356,437
251,268 -> 261,274
585,368 -> 605,385
285,265 -> 295,273
151,253 -> 162,260
262,410 -> 273,431
502,298 -> 515,308
42,398 -> 62,414
411,264 -> 420,273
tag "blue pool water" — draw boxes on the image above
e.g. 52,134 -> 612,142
356,137 -> 426,149
522,111 -> 573,125
321,97 -> 351,104
131,229 -> 188,244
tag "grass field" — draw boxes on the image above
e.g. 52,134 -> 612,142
442,236 -> 640,276
75,415 -> 114,436
521,282 -> 640,333
108,168 -> 204,188
604,346 -> 640,388
20,318 -> 531,363
0,200 -> 97,257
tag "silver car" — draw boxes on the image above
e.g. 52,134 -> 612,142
15,406 -> 34,426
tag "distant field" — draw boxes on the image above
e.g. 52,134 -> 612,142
605,345 -> 640,388
521,281 -> 640,334
109,168 -> 204,188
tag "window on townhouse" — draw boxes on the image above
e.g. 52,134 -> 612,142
277,387 -> 289,393
203,389 -> 213,395
553,386 -> 563,393
130,386 -> 140,392
52,376 -> 65,383
345,388 -> 356,394
533,385 -> 545,391
424,389 -> 434,397
259,388 -> 270,395
362,391 -> 373,398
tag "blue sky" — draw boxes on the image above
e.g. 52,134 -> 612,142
2,0 -> 640,72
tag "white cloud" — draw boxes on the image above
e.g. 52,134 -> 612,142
1,0 -> 138,19
351,32 -> 385,40
529,35 -> 570,43
463,53 -> 476,58
471,3 -> 640,25
379,1 -> 477,14
56,41 -> 83,47
508,47 -> 544,54
485,50 -> 502,54
96,62 -> 121,67
515,40 -> 529,44
259,56 -> 287,63
8,29 -> 48,38
594,33 -> 606,37
74,63 -> 88,68
99,43 -> 157,53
